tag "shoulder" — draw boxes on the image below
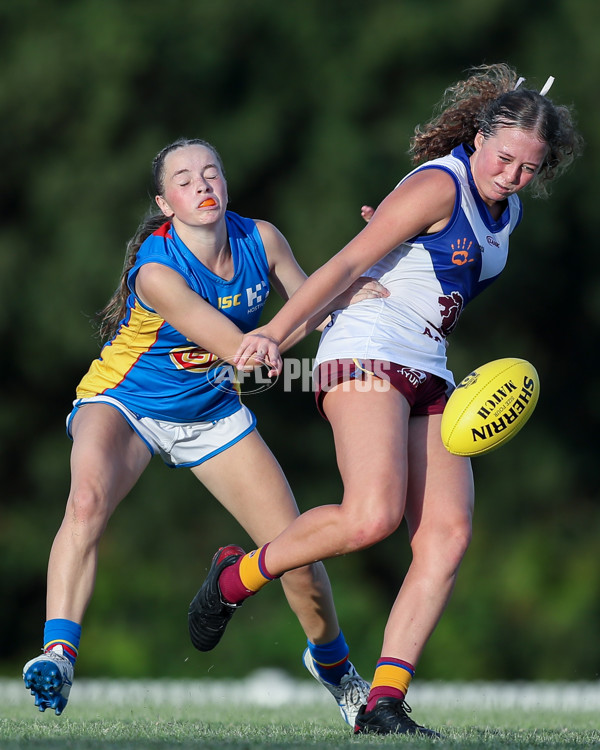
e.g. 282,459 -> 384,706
389,167 -> 458,226
136,224 -> 170,256
401,149 -> 469,191
254,220 -> 293,262
254,218 -> 284,242
132,227 -> 187,276
401,166 -> 459,193
135,261 -> 189,293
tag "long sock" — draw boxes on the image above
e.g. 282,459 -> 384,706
43,618 -> 81,666
366,657 -> 415,712
219,544 -> 278,604
306,630 -> 350,685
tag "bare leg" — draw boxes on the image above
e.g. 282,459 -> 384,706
191,428 -> 372,727
380,414 -> 474,664
204,380 -> 472,668
46,405 -> 151,622
260,377 -> 412,575
191,429 -> 339,643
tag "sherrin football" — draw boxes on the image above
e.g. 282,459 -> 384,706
441,358 -> 540,457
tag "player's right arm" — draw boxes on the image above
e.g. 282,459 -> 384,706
234,168 -> 457,372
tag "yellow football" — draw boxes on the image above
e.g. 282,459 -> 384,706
441,358 -> 540,457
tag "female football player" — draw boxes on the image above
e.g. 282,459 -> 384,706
191,64 -> 583,736
22,138 -> 388,722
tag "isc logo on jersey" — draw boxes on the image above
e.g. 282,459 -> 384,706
218,294 -> 241,309
217,283 -> 269,313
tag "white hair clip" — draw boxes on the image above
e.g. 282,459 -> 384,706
514,77 -> 526,90
539,76 -> 555,96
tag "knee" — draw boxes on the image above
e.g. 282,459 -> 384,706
412,515 -> 472,573
64,486 -> 111,539
444,519 -> 472,565
344,505 -> 403,552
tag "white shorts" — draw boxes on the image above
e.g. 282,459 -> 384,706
66,396 -> 256,468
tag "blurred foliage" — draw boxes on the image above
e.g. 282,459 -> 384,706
1,0 -> 599,684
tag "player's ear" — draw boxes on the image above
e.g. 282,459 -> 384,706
473,131 -> 485,151
155,194 -> 174,218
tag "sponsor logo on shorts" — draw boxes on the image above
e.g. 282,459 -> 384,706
396,367 -> 427,387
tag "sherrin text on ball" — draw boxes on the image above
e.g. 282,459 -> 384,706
441,358 -> 540,456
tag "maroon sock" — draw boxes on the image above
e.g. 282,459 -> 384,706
218,557 -> 255,605
366,685 -> 405,713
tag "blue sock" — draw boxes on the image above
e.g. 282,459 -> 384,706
307,630 -> 350,685
43,618 -> 81,666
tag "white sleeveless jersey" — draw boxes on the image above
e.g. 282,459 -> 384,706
314,144 -> 522,386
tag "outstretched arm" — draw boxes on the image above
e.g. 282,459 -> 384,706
235,169 -> 457,372
255,219 -> 388,373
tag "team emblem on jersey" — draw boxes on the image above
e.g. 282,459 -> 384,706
438,291 -> 464,336
450,237 -> 475,265
169,346 -> 219,372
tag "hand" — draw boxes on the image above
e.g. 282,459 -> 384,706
331,276 -> 389,311
233,332 -> 283,376
360,205 -> 375,222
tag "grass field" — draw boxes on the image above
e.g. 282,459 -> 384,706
2,672 -> 599,749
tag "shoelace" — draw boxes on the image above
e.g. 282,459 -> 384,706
42,649 -> 71,665
341,674 -> 369,703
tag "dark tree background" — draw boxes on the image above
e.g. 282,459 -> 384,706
1,0 -> 599,683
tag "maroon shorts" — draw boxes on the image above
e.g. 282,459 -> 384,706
314,358 -> 450,420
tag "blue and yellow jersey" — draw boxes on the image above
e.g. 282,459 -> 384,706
76,211 -> 270,422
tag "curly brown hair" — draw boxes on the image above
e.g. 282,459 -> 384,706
410,63 -> 583,198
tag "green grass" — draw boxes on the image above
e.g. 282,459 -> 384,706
2,681 -> 599,749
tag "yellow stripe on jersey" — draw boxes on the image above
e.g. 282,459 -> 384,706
76,300 -> 164,397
